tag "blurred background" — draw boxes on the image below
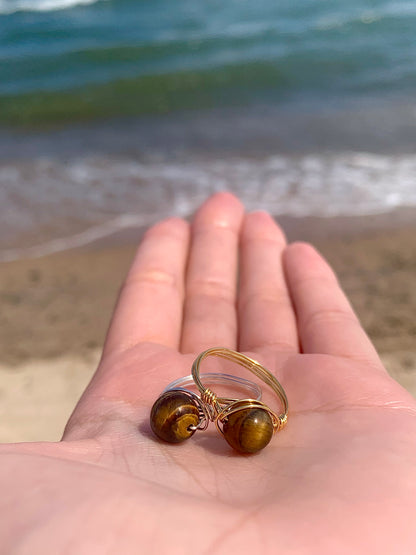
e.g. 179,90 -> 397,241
0,0 -> 415,441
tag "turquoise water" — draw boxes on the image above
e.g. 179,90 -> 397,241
1,0 -> 416,123
1,0 -> 416,257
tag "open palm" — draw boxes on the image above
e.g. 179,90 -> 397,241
1,193 -> 415,554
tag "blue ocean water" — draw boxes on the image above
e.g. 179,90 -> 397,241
1,0 -> 416,119
0,0 -> 416,257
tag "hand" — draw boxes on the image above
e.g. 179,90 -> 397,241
1,193 -> 415,554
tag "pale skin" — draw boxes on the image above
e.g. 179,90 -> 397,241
1,192 -> 415,554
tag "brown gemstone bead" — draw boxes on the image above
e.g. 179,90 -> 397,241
150,391 -> 200,443
222,408 -> 274,454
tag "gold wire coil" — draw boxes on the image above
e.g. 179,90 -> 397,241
201,388 -> 218,407
191,347 -> 288,435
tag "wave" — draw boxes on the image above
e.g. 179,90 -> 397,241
2,0 -> 416,121
1,151 -> 416,261
0,61 -> 288,126
0,0 -> 101,14
316,1 -> 416,30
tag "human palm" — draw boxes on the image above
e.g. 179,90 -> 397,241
1,193 -> 415,554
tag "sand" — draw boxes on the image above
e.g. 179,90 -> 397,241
0,216 -> 415,442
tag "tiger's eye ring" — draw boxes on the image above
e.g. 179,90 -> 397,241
150,373 -> 262,444
191,348 -> 288,454
150,390 -> 200,443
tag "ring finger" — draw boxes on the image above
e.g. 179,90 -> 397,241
238,211 -> 299,354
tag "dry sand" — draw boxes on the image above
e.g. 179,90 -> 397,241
0,217 -> 415,442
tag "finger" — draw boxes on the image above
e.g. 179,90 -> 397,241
238,211 -> 299,353
180,192 -> 244,353
104,217 -> 190,355
283,242 -> 383,367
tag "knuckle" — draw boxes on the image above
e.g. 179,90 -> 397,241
187,278 -> 235,302
302,308 -> 357,331
239,291 -> 290,313
124,268 -> 179,290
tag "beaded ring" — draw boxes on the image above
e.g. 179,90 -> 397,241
150,372 -> 262,444
191,348 -> 288,454
150,348 -> 288,454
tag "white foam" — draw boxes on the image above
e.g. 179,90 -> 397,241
1,151 -> 416,262
0,0 -> 101,14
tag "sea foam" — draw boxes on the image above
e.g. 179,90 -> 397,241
0,0 -> 100,14
1,151 -> 415,262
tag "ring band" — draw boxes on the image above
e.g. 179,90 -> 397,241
162,372 -> 262,402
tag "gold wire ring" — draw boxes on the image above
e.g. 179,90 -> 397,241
191,347 -> 288,454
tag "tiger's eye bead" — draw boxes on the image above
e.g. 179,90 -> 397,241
222,408 -> 273,454
150,391 -> 200,443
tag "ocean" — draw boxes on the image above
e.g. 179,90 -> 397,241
1,0 -> 416,259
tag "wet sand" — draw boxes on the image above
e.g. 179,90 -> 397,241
0,216 -> 415,442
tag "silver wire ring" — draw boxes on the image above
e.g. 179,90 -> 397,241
163,372 -> 262,400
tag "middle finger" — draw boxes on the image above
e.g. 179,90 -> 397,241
181,192 -> 244,353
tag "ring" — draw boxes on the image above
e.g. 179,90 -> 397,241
192,348 -> 288,454
150,372 -> 262,444
150,348 -> 288,454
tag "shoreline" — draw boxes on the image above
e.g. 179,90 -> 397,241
1,213 -> 415,441
2,206 -> 416,264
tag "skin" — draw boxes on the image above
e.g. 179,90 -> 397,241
0,192 -> 415,554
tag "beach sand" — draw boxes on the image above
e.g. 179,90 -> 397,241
0,216 -> 415,442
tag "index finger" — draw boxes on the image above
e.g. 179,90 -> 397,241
103,217 -> 190,355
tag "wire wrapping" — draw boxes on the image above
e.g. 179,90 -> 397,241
191,347 -> 289,435
162,372 -> 263,430
201,388 -> 218,407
